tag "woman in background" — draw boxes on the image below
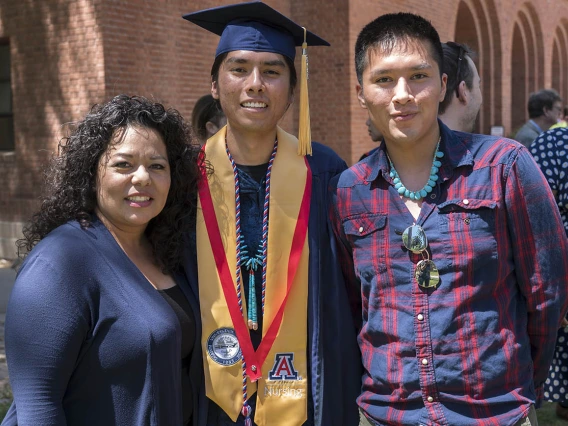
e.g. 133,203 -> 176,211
531,127 -> 568,421
191,94 -> 226,145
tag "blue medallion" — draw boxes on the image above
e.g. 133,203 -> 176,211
207,327 -> 242,366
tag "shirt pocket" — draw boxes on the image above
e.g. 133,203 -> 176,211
342,213 -> 388,276
437,199 -> 498,268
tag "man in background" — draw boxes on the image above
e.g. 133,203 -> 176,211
359,116 -> 383,161
438,42 -> 482,133
514,89 -> 562,147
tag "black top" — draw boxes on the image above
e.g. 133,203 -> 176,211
236,163 -> 269,183
159,285 -> 196,425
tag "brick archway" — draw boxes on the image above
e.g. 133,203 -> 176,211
510,3 -> 546,132
453,0 -> 502,134
552,39 -> 562,101
555,20 -> 568,103
511,22 -> 528,131
524,3 -> 545,90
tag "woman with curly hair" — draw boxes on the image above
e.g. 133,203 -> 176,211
1,95 -> 204,426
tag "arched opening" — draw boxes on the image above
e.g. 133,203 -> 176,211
454,1 -> 483,132
552,38 -> 562,100
454,2 -> 480,53
453,0 -> 502,134
557,22 -> 568,102
518,11 -> 537,94
511,23 -> 528,132
510,4 -> 545,135
482,0 -> 503,131
523,3 -> 545,90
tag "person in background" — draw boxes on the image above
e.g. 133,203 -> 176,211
359,115 -> 383,161
550,105 -> 568,129
438,41 -> 482,133
182,2 -> 361,426
330,11 -> 568,426
2,95 -> 203,426
191,94 -> 227,145
514,89 -> 563,147
530,126 -> 568,421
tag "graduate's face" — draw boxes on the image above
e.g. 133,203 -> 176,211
357,39 -> 447,147
212,50 -> 293,135
95,126 -> 171,235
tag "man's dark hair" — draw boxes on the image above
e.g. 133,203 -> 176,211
438,42 -> 475,115
355,13 -> 444,84
528,89 -> 562,118
211,52 -> 297,95
18,95 -> 203,274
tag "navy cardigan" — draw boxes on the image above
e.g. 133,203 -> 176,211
2,218 -> 204,426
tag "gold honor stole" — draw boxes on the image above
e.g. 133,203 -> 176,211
197,126 -> 310,426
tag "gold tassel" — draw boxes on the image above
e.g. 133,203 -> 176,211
298,27 -> 312,156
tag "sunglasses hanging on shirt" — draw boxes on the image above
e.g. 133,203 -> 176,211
401,224 -> 440,289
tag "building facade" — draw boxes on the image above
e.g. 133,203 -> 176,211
1,0 -> 568,258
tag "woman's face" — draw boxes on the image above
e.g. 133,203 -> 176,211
95,125 -> 171,235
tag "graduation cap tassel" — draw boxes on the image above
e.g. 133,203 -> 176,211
298,27 -> 312,156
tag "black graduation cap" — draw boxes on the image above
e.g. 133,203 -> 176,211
182,1 -> 329,61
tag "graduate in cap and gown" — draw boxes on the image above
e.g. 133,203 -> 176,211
182,2 -> 361,425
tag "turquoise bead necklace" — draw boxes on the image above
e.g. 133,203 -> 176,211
387,138 -> 444,201
226,139 -> 278,331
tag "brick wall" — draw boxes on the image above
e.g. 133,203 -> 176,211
99,0 -> 296,138
0,0 -> 105,257
348,0 -> 568,162
2,0 -> 568,257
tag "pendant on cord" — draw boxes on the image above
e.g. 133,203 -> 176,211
239,236 -> 264,330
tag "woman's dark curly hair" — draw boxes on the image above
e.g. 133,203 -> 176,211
17,94 -> 203,274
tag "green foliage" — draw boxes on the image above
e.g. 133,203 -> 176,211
0,383 -> 11,421
537,402 -> 568,425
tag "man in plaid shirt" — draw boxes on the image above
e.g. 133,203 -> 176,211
329,12 -> 568,426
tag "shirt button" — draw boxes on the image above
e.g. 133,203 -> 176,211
421,358 -> 428,365
427,396 -> 434,403
359,226 -> 364,233
463,199 -> 469,205
430,193 -> 436,199
417,314 -> 424,321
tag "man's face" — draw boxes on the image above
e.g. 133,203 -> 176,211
366,116 -> 383,142
211,50 -> 293,136
357,39 -> 447,147
462,56 -> 482,132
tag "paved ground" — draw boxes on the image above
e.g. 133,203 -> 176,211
0,263 -> 16,390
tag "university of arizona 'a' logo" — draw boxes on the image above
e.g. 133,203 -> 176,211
268,353 -> 300,380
